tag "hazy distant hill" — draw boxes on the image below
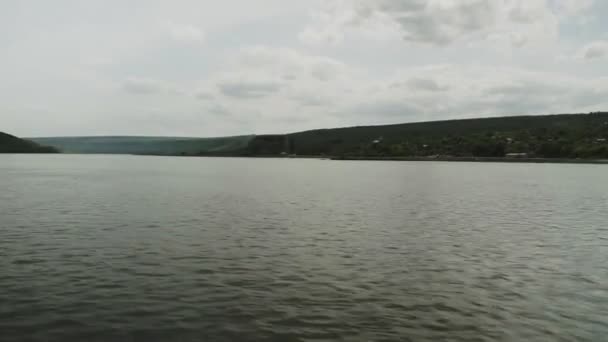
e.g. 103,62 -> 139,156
0,132 -> 59,153
246,112 -> 608,158
29,112 -> 608,159
30,135 -> 253,155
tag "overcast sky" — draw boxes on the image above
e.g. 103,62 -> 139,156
2,0 -> 608,137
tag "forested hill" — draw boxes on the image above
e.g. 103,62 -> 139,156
0,132 -> 59,153
27,112 -> 608,159
244,112 -> 608,158
30,135 -> 253,155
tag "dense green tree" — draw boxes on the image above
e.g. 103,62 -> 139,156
0,132 -> 59,153
276,112 -> 608,159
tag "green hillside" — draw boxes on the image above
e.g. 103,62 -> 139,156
28,112 -> 608,159
242,112 -> 608,158
30,135 -> 253,155
0,132 -> 59,153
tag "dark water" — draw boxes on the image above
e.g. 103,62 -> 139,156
1,154 -> 608,341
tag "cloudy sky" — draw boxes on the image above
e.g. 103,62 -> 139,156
2,0 -> 607,137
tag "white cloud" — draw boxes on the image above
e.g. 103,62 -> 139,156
122,77 -> 169,95
0,0 -> 605,137
510,32 -> 528,47
389,0 -> 497,44
218,80 -> 282,98
300,0 -> 499,46
300,0 -> 593,47
168,22 -> 205,43
553,0 -> 594,17
508,0 -> 548,23
207,46 -> 352,104
405,77 -> 449,92
202,46 -> 608,129
579,40 -> 608,59
195,92 -> 214,100
291,93 -> 334,107
298,0 -> 403,45
330,64 -> 608,125
234,46 -> 348,80
207,103 -> 231,116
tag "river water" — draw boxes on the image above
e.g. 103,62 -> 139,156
1,154 -> 607,341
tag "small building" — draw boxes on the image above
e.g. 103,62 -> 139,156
372,136 -> 384,145
506,153 -> 528,158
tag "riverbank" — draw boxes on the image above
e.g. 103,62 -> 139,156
329,156 -> 608,164
180,153 -> 608,164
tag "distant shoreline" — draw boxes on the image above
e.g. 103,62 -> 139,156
328,156 -> 608,164
25,112 -> 608,159
3,152 -> 608,164
189,154 -> 608,164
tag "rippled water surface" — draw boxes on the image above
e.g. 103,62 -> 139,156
1,154 -> 608,341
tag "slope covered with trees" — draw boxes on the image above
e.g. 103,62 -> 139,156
28,112 -> 608,159
0,132 -> 59,153
239,112 -> 608,159
30,135 -> 253,155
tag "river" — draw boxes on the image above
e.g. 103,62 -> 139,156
1,154 -> 607,341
